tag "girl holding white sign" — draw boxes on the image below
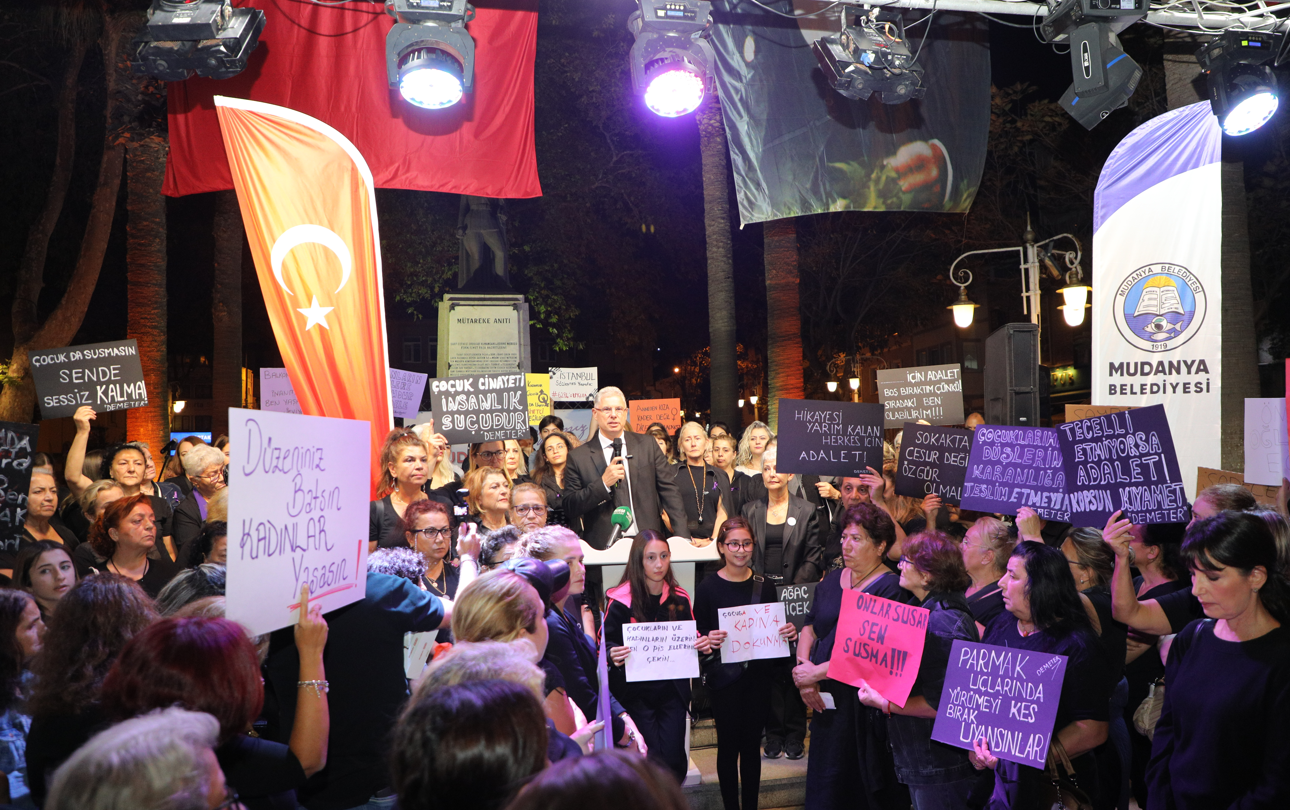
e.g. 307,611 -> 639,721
606,531 -> 711,782
695,517 -> 797,810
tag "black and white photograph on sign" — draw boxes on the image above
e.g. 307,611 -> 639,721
875,364 -> 965,428
0,422 -> 39,566
28,339 -> 148,419
429,372 -> 530,445
775,398 -> 885,477
894,423 -> 973,505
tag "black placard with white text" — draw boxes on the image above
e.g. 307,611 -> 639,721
429,372 -> 530,445
29,340 -> 148,419
777,582 -> 818,630
894,423 -> 973,505
775,399 -> 885,477
0,422 -> 40,564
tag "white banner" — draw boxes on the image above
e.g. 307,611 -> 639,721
1093,103 -> 1223,498
549,367 -> 598,402
226,408 -> 369,636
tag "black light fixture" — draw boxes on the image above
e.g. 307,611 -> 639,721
813,9 -> 926,104
1197,30 -> 1281,136
385,0 -> 475,110
627,0 -> 715,118
130,0 -> 266,81
1040,0 -> 1146,129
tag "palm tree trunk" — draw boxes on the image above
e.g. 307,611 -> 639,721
0,16 -> 134,423
698,93 -> 738,429
1163,32 -> 1260,471
764,218 -> 803,431
212,190 -> 244,438
125,136 -> 169,465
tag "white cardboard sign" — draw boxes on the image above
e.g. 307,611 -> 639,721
226,408 -> 369,637
623,620 -> 700,682
1244,398 -> 1290,486
259,368 -> 302,414
718,602 -> 790,664
390,369 -> 429,420
549,367 -> 598,402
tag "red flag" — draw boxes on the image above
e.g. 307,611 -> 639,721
165,0 -> 540,199
216,97 -> 392,498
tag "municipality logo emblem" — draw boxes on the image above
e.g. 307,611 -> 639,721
1113,263 -> 1207,353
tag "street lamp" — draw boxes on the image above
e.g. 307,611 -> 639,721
947,285 -> 980,328
848,377 -> 860,402
738,398 -> 746,409
173,400 -> 187,414
1057,268 -> 1092,327
826,380 -> 838,393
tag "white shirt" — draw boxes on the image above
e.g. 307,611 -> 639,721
598,431 -> 638,537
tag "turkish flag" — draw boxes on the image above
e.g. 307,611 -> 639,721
216,97 -> 392,498
165,0 -> 540,199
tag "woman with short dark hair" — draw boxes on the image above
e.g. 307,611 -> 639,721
390,679 -> 548,810
80,494 -> 180,598
794,502 -> 914,810
970,542 -> 1113,808
857,531 -> 977,809
1145,511 -> 1290,809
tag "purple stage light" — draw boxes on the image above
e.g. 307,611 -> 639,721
643,64 -> 705,117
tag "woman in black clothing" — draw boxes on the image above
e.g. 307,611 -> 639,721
695,518 -> 797,810
1146,511 -> 1290,809
1121,522 -> 1186,808
970,542 -> 1112,809
82,494 -> 180,599
369,429 -> 431,552
101,606 -> 330,810
606,531 -> 711,781
711,435 -> 748,520
793,503 -> 914,810
961,517 -> 1015,635
13,542 -> 78,623
674,423 -> 730,545
533,432 -> 576,529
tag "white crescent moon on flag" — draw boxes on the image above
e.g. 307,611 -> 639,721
270,224 -> 353,296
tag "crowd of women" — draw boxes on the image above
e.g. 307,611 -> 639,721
2,398 -> 1288,810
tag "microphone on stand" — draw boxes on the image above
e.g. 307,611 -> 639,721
606,506 -> 633,549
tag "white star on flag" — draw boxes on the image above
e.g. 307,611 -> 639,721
296,295 -> 334,330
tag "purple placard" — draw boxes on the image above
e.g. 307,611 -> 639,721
931,640 -> 1068,769
959,426 -> 1071,521
775,398 -> 886,477
1056,404 -> 1189,528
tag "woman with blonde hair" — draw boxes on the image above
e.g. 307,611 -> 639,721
412,420 -> 460,492
465,468 -> 511,533
370,429 -> 430,552
674,422 -> 729,545
734,422 -> 773,477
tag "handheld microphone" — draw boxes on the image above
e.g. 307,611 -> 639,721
610,438 -> 624,487
606,506 -> 632,549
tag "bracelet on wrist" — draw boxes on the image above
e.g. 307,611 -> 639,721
298,679 -> 329,698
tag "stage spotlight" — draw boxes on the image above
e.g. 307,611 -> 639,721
385,0 -> 475,110
813,10 -> 926,104
1039,0 -> 1146,45
1057,23 -> 1143,129
129,0 -> 266,81
628,0 -> 715,117
1197,31 -> 1281,135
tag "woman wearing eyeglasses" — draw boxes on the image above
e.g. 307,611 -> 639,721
403,499 -> 469,643
695,518 -> 797,810
371,429 -> 431,553
173,445 -> 229,566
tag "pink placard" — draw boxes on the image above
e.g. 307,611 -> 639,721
828,591 -> 930,707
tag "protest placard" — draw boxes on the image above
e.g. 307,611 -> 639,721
718,603 -> 790,664
1064,404 -> 1133,423
1196,467 -> 1283,508
389,369 -> 428,421
623,620 -> 700,682
1244,398 -> 1289,487
405,631 -> 437,681
629,399 -> 681,432
225,408 -> 369,637
776,399 -> 886,477
828,592 -> 930,707
550,367 -> 598,402
527,374 -> 551,426
259,368 -> 302,414
960,426 -> 1070,522
553,409 -> 595,443
894,423 -> 973,505
777,582 -> 818,630
428,373 -> 530,445
1057,404 -> 1187,527
29,340 -> 148,419
876,364 -> 964,428
931,640 -> 1069,769
0,422 -> 39,564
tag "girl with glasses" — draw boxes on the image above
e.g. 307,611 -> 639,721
694,518 -> 797,810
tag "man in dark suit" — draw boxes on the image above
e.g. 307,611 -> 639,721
563,386 -> 691,550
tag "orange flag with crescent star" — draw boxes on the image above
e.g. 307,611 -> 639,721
215,96 -> 392,498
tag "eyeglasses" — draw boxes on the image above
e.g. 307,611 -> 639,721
595,407 -> 627,415
414,527 -> 453,540
195,469 -> 225,483
476,450 -> 505,460
213,786 -> 242,810
722,541 -> 754,551
514,504 -> 547,516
